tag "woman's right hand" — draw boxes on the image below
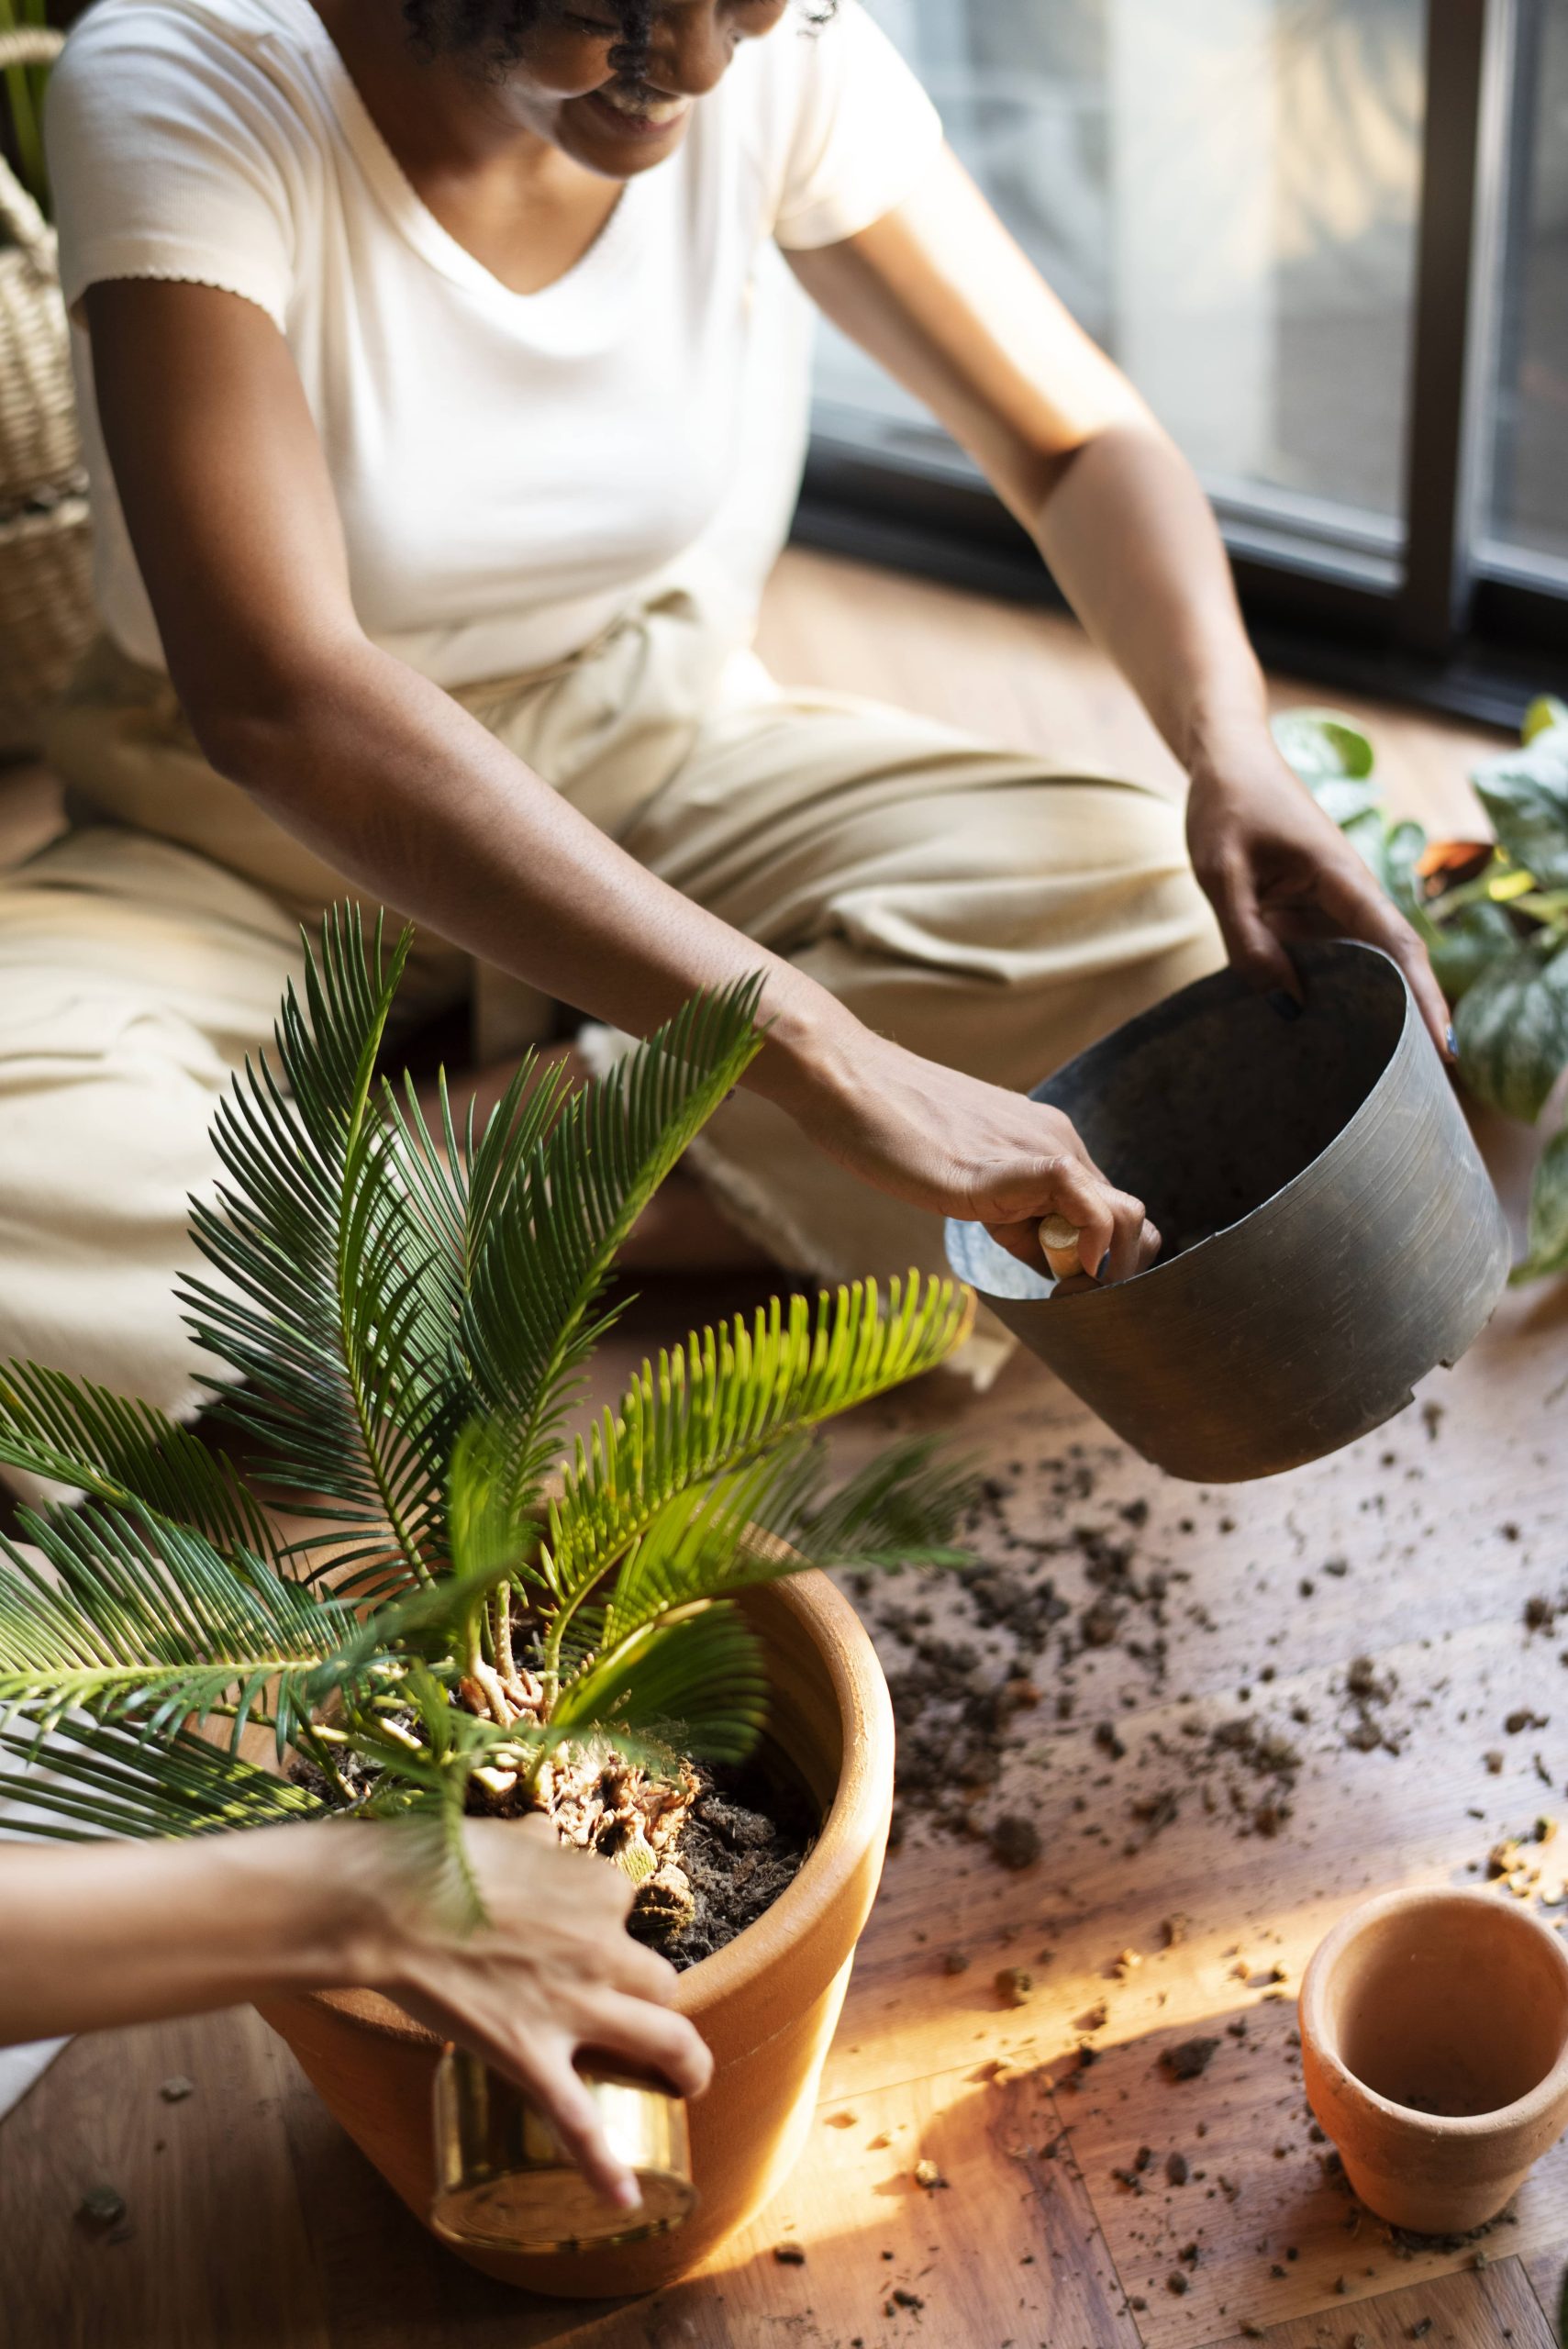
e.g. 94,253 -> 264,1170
356,1814 -> 711,2211
764,1019 -> 1159,1283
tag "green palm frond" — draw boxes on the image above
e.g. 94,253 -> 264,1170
550,1597 -> 767,1765
0,1503 -> 356,1752
462,976 -> 767,1506
365,1794 -> 491,1933
343,1658 -> 680,1805
791,1434 -> 979,1571
336,1676 -> 540,1932
544,1275 -> 973,1612
180,908 -> 458,1590
591,1443 -> 825,1661
345,1659 -> 506,1804
443,1411 -> 549,1600
0,1714 -> 324,1841
588,1431 -> 973,1665
0,1360 -> 274,1557
307,1415 -> 552,1697
389,1050 -> 576,1296
0,896 -> 983,1883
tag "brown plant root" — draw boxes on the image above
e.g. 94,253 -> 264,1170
545,1751 -> 702,1934
347,1617 -> 817,1968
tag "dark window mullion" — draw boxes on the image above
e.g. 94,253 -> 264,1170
1486,0 -> 1550,539
1396,0 -> 1516,655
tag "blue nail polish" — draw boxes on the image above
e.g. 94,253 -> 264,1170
1445,1023 -> 1458,1060
1268,990 -> 1302,1024
1097,1251 -> 1112,1282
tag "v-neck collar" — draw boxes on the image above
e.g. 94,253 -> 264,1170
267,0 -> 646,312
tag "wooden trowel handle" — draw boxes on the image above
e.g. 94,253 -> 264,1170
1039,1214 -> 1083,1282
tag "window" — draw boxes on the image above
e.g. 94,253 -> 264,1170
804,0 -> 1568,714
1484,0 -> 1568,578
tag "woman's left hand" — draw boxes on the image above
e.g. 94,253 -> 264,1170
1184,740 -> 1453,1060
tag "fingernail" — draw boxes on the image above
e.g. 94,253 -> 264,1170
1097,1251 -> 1112,1282
611,2174 -> 643,2212
1445,1022 -> 1458,1061
1268,990 -> 1302,1024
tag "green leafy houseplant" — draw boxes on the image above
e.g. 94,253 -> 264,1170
0,0 -> 51,215
0,908 -> 974,1940
1274,696 -> 1568,1284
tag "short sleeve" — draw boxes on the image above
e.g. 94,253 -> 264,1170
47,4 -> 297,330
770,2 -> 943,251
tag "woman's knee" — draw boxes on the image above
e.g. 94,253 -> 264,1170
0,980 -> 233,1414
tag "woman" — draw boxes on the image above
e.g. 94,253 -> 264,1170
1,1816 -> 711,2210
0,0 -> 1445,2167
0,0 -> 1446,1419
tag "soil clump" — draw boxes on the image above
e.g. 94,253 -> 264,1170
627,1759 -> 817,1970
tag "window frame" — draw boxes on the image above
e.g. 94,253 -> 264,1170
794,0 -> 1568,729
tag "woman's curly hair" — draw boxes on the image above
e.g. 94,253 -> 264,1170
405,0 -> 838,79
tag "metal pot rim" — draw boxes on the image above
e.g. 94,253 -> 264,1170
950,939 -> 1411,1308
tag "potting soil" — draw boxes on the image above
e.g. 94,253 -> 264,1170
627,1757 -> 817,1970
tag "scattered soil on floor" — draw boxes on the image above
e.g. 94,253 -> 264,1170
1161,2036 -> 1221,2081
854,1446 -> 1306,1861
1485,1811 -> 1564,1904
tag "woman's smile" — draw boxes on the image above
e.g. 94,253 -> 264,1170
581,78 -> 694,141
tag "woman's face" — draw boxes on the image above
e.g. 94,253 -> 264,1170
498,3 -> 793,178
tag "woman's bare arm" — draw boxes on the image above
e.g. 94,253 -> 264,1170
0,1819 -> 709,2207
83,280 -> 817,1060
75,276 -> 1160,1277
791,151 -> 1451,1054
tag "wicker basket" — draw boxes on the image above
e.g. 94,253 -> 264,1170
0,26 -> 94,758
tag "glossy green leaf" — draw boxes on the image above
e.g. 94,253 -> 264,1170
1272,710 -> 1381,827
1367,821 -> 1509,1004
1517,1120 -> 1568,1283
1340,806 -> 1394,876
1522,695 -> 1568,748
1471,730 -> 1568,892
1453,938 -> 1568,1122
1377,818 -> 1429,915
1427,904 -> 1518,1005
1272,707 -> 1377,784
1312,775 -> 1385,829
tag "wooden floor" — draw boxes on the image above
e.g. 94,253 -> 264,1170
2,550 -> 1565,2349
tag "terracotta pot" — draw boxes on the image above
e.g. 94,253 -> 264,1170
1300,1886 -> 1568,2234
257,1570 -> 894,2297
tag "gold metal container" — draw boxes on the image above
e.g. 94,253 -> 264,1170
429,2047 -> 697,2254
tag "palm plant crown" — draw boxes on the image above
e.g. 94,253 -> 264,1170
0,908 -> 974,1922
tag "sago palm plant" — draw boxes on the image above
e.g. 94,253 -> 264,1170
0,908 -> 973,1930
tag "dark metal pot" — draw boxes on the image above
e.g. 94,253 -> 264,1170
945,941 -> 1509,1483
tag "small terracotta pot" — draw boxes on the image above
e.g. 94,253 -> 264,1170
1300,1886 -> 1568,2234
257,1571 -> 894,2297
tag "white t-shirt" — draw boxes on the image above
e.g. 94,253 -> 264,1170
46,0 -> 941,685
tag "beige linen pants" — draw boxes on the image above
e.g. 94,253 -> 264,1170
0,589 -> 1220,1457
